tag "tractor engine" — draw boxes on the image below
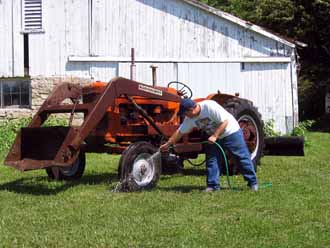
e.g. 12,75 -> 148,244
82,81 -> 180,145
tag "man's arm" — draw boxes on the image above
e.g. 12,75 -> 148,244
160,129 -> 184,152
208,119 -> 228,143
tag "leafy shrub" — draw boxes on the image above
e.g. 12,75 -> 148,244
0,117 -> 32,154
291,120 -> 315,137
264,119 -> 315,146
0,116 -> 68,154
263,119 -> 281,137
291,120 -> 315,146
42,115 -> 68,127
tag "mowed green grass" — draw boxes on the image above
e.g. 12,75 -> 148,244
0,132 -> 329,248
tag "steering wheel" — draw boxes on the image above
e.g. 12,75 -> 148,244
167,81 -> 193,99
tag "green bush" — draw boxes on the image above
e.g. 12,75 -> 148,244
263,119 -> 281,137
42,115 -> 68,127
291,120 -> 315,146
0,117 -> 32,154
264,119 -> 315,146
0,116 -> 68,154
291,120 -> 315,137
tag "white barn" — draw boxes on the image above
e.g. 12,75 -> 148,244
0,0 -> 299,133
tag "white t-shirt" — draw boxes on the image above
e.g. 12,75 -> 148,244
179,100 -> 240,139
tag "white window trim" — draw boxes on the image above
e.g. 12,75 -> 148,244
68,56 -> 292,63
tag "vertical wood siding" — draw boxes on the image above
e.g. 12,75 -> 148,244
29,0 -> 90,76
6,0 -> 297,133
242,62 -> 292,133
0,0 -> 24,77
290,55 -> 299,127
28,0 -> 293,78
177,63 -> 242,97
90,0 -> 291,59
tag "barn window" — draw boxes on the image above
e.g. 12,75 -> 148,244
0,80 -> 31,108
23,0 -> 43,33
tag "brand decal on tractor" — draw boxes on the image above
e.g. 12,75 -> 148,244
138,84 -> 163,96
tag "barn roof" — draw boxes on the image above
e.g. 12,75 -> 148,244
182,0 -> 297,48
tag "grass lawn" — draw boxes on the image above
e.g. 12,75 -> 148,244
0,132 -> 329,247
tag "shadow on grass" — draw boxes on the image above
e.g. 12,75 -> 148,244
182,168 -> 206,176
157,185 -> 204,193
0,172 -> 117,196
161,168 -> 206,179
157,185 -> 243,193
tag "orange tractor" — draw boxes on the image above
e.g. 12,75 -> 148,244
4,77 -> 275,190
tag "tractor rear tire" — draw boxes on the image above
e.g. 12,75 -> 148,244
118,141 -> 161,192
46,152 -> 86,181
223,98 -> 264,173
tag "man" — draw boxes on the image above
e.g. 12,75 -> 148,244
160,98 -> 258,191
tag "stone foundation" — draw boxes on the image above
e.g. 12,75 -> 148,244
0,108 -> 33,119
0,77 -> 92,121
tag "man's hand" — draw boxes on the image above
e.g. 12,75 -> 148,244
208,135 -> 217,144
209,120 -> 228,144
160,142 -> 171,152
160,130 -> 183,152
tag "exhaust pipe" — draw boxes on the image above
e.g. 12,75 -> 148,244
150,65 -> 158,87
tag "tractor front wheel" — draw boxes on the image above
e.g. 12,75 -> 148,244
46,152 -> 86,181
118,142 -> 161,192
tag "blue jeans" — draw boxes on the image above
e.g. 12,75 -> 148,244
205,129 -> 258,189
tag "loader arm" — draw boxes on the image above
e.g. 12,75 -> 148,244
69,77 -> 181,151
29,83 -> 84,127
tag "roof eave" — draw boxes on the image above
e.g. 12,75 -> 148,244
181,0 -> 296,48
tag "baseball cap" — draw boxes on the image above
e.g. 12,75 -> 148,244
178,98 -> 196,115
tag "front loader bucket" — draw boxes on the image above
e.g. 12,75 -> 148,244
5,126 -> 75,171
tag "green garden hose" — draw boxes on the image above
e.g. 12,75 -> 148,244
197,141 -> 272,191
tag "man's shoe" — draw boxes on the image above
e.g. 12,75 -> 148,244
204,187 -> 219,192
250,184 -> 259,192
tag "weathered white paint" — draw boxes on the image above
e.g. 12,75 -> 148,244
290,51 -> 299,127
177,63 -> 242,97
241,62 -> 292,133
29,0 -> 90,76
175,61 -> 296,133
0,0 -> 299,133
117,60 -> 297,133
0,0 -> 24,77
88,0 -> 292,60
28,0 -> 294,78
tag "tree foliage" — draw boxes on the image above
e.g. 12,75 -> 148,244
200,0 -> 330,120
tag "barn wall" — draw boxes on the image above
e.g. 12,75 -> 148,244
28,0 -> 90,77
0,0 -> 24,77
118,60 -> 295,133
28,0 -> 293,77
1,0 -> 297,133
241,62 -> 293,133
90,0 -> 291,59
